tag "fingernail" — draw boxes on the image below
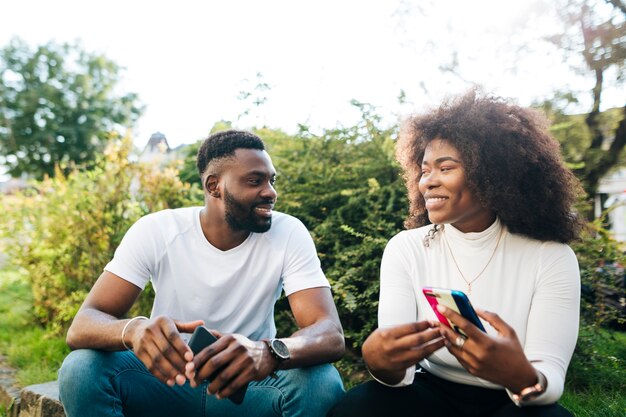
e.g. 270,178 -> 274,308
436,305 -> 447,313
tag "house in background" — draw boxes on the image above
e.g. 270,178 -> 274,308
140,131 -> 175,164
597,168 -> 626,242
138,131 -> 189,165
0,174 -> 29,194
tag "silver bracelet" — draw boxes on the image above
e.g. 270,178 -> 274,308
121,316 -> 149,351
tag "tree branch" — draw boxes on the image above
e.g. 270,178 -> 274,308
605,0 -> 626,16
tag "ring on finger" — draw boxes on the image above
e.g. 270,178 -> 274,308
454,336 -> 466,349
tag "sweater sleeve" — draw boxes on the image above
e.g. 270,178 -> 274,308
508,243 -> 580,406
376,233 -> 419,386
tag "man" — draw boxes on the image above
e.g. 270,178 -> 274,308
58,130 -> 345,417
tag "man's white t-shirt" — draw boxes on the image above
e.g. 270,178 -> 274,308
105,207 -> 329,340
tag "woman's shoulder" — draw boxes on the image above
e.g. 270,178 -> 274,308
386,225 -> 434,252
507,230 -> 573,250
507,230 -> 577,262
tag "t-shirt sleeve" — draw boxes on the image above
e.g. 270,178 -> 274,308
376,233 -> 419,387
281,219 -> 329,296
104,215 -> 161,290
507,243 -> 580,406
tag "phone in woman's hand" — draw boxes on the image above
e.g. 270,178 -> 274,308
422,287 -> 486,337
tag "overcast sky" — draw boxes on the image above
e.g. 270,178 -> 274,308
1,0 -> 623,150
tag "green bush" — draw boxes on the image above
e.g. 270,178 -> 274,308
0,136 -> 201,333
571,216 -> 626,329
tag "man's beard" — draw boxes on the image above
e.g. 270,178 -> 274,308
224,189 -> 272,233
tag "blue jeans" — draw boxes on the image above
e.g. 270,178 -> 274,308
58,349 -> 344,417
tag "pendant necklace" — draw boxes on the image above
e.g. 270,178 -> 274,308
443,226 -> 504,295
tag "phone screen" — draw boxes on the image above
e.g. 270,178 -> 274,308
422,287 -> 485,336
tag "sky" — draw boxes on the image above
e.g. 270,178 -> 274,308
0,0 -> 623,150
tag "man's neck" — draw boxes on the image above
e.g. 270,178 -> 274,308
199,207 -> 250,251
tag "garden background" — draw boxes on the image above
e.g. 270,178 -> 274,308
1,0 -> 625,415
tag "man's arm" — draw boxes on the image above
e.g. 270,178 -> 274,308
66,271 -> 202,386
280,286 -> 345,368
66,271 -> 142,350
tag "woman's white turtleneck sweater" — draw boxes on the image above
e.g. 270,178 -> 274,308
377,218 -> 580,406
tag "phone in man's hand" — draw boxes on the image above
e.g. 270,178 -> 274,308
422,287 -> 486,337
188,326 -> 247,404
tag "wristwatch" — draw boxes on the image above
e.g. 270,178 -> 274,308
511,370 -> 547,406
264,338 -> 290,362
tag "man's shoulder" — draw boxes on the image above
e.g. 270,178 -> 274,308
263,211 -> 311,240
270,210 -> 305,230
134,207 -> 200,236
140,206 -> 200,222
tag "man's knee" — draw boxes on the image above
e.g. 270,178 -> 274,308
59,350 -> 102,387
280,364 -> 344,414
292,364 -> 343,396
58,349 -> 130,400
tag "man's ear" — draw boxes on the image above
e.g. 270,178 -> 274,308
205,174 -> 221,198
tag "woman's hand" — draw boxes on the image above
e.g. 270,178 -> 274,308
436,306 -> 538,393
362,321 -> 444,385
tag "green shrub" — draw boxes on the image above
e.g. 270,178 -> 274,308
571,216 -> 626,329
0,137 -> 201,333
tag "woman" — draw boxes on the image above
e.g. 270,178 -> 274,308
329,91 -> 582,417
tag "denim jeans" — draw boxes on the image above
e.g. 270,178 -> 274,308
58,349 -> 345,417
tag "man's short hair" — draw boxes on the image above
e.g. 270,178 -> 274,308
196,130 -> 265,178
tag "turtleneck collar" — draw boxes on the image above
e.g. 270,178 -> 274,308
443,217 -> 504,249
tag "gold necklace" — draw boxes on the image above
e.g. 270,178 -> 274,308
443,227 -> 504,295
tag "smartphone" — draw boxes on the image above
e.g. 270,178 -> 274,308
188,326 -> 247,404
422,287 -> 485,337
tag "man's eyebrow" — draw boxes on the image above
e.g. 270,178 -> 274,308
421,156 -> 462,166
244,169 -> 277,177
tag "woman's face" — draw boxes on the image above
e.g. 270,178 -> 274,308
418,139 -> 495,233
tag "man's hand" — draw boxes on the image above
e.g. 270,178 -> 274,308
126,315 -> 204,387
187,331 -> 278,399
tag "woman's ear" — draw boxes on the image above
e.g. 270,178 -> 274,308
205,174 -> 220,198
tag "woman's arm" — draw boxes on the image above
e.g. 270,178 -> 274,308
365,234 -> 445,385
437,243 -> 580,405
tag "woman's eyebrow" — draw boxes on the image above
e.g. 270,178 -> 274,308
422,156 -> 462,166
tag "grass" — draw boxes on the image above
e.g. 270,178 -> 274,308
560,326 -> 626,416
0,266 -> 624,416
0,267 -> 69,387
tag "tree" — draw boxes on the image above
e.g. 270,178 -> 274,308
548,0 -> 626,198
0,37 -> 143,179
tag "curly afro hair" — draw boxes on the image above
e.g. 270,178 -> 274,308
196,129 -> 265,179
396,90 -> 583,243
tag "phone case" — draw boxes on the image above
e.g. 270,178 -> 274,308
188,325 -> 219,354
422,287 -> 485,337
188,326 -> 247,404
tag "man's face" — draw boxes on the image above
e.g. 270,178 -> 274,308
221,149 -> 277,233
